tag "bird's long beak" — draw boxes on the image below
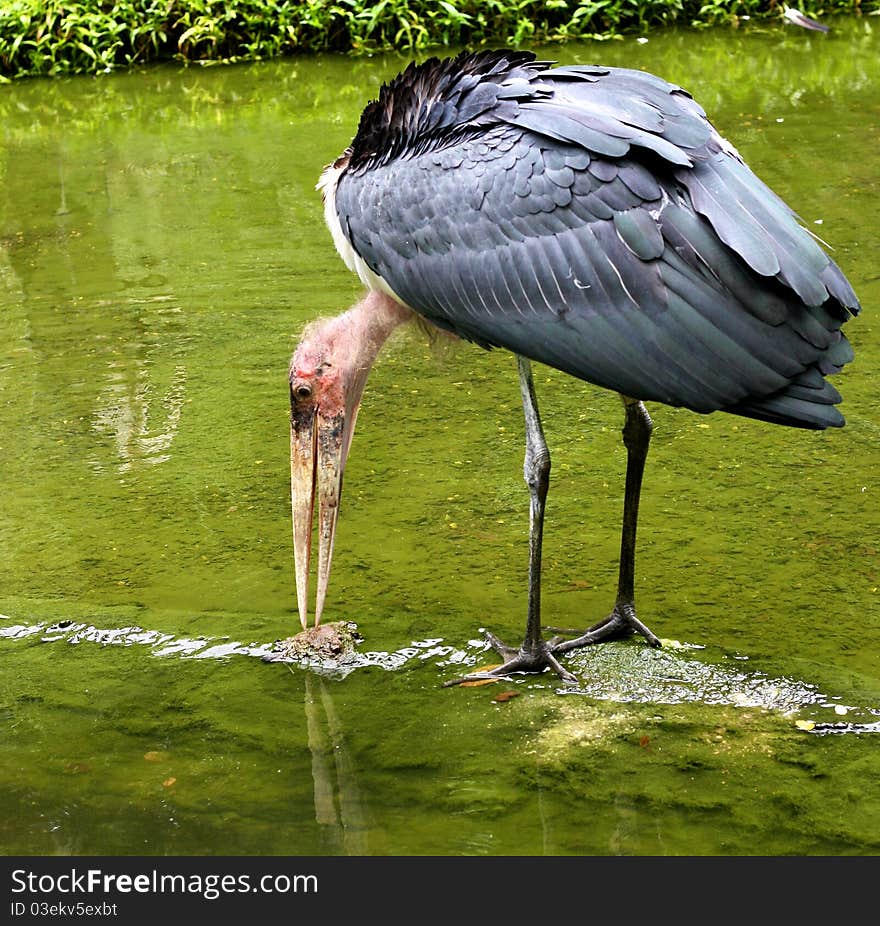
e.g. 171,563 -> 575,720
290,395 -> 351,629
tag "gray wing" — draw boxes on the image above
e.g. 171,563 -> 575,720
334,66 -> 859,428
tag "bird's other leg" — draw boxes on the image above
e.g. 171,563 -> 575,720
554,397 -> 661,654
444,356 -> 576,687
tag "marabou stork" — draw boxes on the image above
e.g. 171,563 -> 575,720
288,50 -> 859,685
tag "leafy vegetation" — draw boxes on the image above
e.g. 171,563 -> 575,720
0,0 -> 873,79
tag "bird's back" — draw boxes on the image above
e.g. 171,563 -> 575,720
324,50 -> 860,429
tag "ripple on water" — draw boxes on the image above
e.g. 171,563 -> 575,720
1,614 -> 877,732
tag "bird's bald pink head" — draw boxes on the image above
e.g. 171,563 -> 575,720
288,292 -> 412,630
290,323 -> 348,419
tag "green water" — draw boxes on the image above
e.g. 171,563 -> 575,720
1,18 -> 879,857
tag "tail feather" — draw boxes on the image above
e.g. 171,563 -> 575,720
729,363 -> 848,429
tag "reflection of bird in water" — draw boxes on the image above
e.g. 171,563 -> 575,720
783,7 -> 831,32
288,51 -> 860,685
304,676 -> 368,854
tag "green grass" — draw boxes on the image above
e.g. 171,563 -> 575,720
0,0 -> 873,79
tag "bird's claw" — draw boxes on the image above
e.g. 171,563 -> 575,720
443,632 -> 578,688
445,604 -> 662,687
551,602 -> 661,654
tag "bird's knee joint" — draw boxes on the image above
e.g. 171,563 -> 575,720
524,450 -> 550,488
622,407 -> 652,451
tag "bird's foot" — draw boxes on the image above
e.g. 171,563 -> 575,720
443,630 -> 578,688
550,602 -> 661,654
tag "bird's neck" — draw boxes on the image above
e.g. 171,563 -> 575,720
327,290 -> 412,409
340,290 -> 413,373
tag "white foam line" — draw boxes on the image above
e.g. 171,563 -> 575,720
0,618 -> 471,679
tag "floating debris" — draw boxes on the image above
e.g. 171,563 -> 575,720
264,621 -> 363,664
459,664 -> 504,687
492,690 -> 520,703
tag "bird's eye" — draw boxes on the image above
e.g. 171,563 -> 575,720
294,384 -> 312,400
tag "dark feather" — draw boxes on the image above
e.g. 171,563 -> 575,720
332,51 -> 860,430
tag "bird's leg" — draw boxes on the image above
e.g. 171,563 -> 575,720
444,356 -> 576,687
554,397 -> 661,653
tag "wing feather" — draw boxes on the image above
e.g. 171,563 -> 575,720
330,60 -> 859,428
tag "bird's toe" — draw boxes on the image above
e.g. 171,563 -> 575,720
553,603 -> 661,653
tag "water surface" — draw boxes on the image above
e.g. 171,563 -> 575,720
1,17 -> 879,856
